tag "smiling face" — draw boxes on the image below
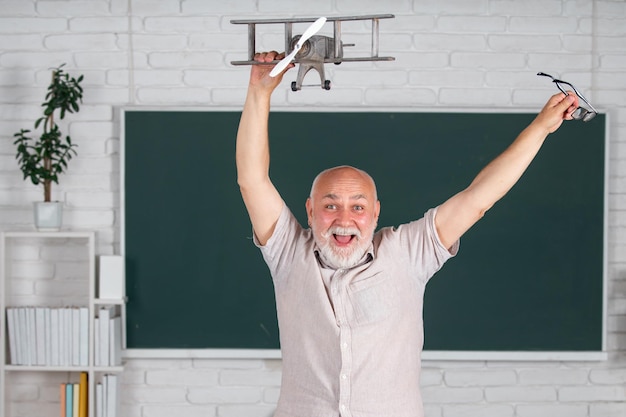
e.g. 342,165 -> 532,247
306,166 -> 381,269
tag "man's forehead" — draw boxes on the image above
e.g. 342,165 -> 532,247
320,192 -> 369,200
310,166 -> 378,201
315,175 -> 374,196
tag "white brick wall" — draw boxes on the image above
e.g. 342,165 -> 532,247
1,0 -> 625,416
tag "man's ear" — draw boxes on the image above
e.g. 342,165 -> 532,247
375,200 -> 381,221
305,197 -> 313,226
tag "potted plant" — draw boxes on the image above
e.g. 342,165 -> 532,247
13,63 -> 84,231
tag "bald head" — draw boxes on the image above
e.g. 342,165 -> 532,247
309,166 -> 378,202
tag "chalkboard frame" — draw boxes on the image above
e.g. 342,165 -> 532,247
120,106 -> 608,361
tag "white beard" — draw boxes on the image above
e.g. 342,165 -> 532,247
315,226 -> 373,269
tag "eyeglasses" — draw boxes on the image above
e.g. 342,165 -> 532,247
537,72 -> 598,122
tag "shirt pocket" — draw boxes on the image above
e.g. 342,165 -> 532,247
348,272 -> 399,326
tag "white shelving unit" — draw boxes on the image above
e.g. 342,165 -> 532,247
0,231 -> 125,417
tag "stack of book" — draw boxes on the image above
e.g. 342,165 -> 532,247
60,373 -> 119,417
5,306 -> 88,366
95,374 -> 119,417
60,372 -> 88,417
95,306 -> 123,367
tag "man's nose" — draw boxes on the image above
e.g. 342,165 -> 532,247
336,208 -> 352,226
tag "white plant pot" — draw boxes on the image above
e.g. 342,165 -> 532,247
33,201 -> 63,231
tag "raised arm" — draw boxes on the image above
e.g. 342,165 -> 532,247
435,92 -> 579,250
236,52 -> 294,245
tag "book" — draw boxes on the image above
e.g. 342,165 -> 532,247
65,383 -> 73,417
95,382 -> 103,417
94,317 -> 101,366
9,308 -> 20,365
98,306 -> 115,366
44,307 -> 51,366
60,383 -> 67,417
98,256 -> 125,299
17,308 -> 28,365
102,375 -> 108,417
57,308 -> 64,366
6,308 -> 18,365
79,372 -> 88,417
64,307 -> 72,366
26,307 -> 36,365
50,308 -> 60,366
105,374 -> 118,417
73,383 -> 79,417
79,307 -> 89,366
59,308 -> 67,366
109,316 -> 123,366
35,307 -> 46,365
72,307 -> 80,366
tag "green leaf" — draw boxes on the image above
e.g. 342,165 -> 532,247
12,63 -> 83,192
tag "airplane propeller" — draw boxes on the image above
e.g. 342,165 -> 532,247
269,16 -> 327,77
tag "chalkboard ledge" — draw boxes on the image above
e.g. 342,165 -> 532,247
422,351 -> 608,362
123,349 -> 607,362
124,349 -> 281,359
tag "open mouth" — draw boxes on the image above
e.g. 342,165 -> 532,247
333,234 -> 355,245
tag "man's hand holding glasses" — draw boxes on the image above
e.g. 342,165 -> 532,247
537,72 -> 598,122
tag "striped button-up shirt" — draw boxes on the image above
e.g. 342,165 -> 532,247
256,203 -> 458,417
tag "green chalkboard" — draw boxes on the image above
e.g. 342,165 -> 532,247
123,109 -> 606,352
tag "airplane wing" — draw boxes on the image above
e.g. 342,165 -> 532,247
230,14 -> 395,65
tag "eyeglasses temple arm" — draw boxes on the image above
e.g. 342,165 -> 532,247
571,87 -> 598,113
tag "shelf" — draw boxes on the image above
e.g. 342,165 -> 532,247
91,366 -> 125,373
95,298 -> 127,305
4,365 -> 124,373
2,231 -> 95,239
1,231 -> 126,417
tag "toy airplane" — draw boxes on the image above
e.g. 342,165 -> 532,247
230,14 -> 395,91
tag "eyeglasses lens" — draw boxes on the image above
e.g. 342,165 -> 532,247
582,111 -> 596,122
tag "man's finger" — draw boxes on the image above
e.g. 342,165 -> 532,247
556,93 -> 576,111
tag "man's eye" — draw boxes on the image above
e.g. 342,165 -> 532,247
325,204 -> 336,209
354,206 -> 364,211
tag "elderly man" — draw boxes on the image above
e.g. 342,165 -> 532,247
236,51 -> 579,417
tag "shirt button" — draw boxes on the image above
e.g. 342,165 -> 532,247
340,404 -> 346,411
341,373 -> 348,380
341,342 -> 348,349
